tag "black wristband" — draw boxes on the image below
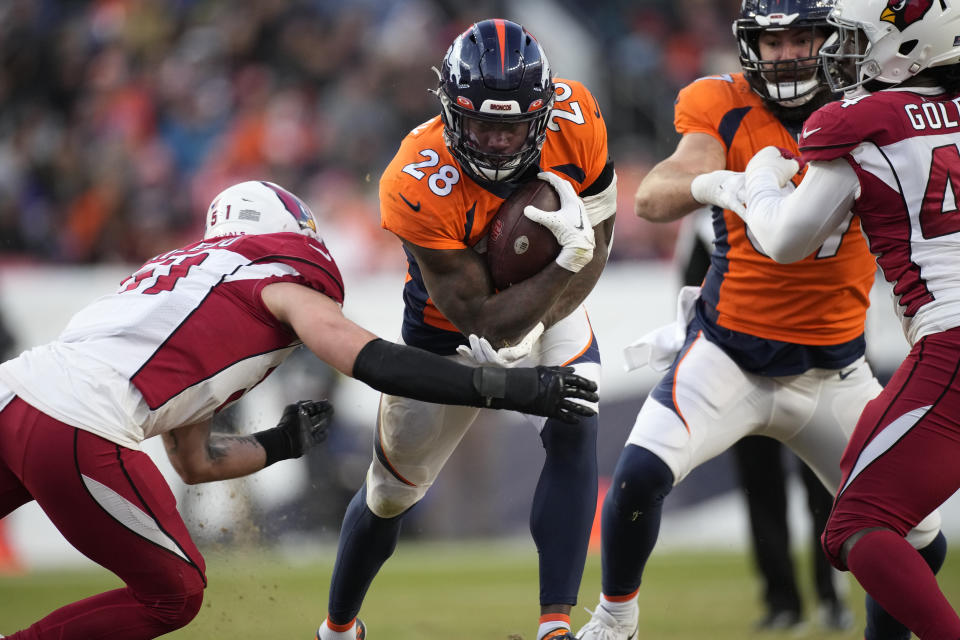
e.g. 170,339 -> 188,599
252,425 -> 296,468
483,367 -> 540,412
472,367 -> 507,405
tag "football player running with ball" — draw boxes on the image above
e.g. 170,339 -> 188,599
0,181 -> 597,640
576,1 -> 944,638
315,19 -> 616,640
725,0 -> 960,635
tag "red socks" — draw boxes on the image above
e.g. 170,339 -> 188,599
847,529 -> 960,640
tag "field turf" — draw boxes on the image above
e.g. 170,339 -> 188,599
2,539 -> 957,639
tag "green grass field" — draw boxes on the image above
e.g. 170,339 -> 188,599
2,539 -> 958,639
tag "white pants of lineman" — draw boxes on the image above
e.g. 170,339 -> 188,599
626,330 -> 941,548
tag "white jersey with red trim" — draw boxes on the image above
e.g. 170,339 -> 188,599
800,87 -> 960,345
0,232 -> 344,449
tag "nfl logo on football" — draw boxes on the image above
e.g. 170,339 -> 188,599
513,236 -> 530,255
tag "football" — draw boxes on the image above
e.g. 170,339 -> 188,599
486,178 -> 562,290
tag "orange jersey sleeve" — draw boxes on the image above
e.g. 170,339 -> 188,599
676,73 -> 876,345
539,79 -> 610,192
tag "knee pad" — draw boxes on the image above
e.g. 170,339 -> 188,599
365,463 -> 423,518
175,590 -> 204,629
140,587 -> 204,632
607,445 -> 674,515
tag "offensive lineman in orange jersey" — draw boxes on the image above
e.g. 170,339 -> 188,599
576,1 -> 943,639
314,19 -> 616,640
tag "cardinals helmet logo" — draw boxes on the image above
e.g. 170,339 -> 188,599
880,0 -> 933,30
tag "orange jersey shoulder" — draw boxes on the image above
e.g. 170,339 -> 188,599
540,78 -> 609,188
677,73 -> 876,345
676,73 -> 801,170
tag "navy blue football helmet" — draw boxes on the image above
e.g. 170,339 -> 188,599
734,0 -> 837,107
435,19 -> 555,182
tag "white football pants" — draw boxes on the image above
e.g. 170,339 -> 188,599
625,330 -> 941,549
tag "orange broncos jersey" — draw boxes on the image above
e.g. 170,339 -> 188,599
380,78 -> 610,353
677,72 -> 875,345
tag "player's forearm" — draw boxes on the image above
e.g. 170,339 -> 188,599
470,263 -> 573,345
204,433 -> 269,481
166,430 -> 267,484
634,163 -> 702,223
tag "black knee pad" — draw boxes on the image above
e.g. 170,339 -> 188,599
608,445 -> 674,514
540,413 -> 598,462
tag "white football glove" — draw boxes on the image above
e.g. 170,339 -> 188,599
745,146 -> 801,189
690,170 -> 747,216
523,172 -> 595,273
456,322 -> 544,368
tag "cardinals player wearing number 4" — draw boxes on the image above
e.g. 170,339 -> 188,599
314,18 -> 615,640
576,1 -> 946,639
0,181 -> 597,640
725,0 -> 960,636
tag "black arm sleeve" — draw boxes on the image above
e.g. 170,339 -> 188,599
352,338 -> 511,407
351,339 -> 594,421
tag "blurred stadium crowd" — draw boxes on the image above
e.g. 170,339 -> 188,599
0,0 -> 741,275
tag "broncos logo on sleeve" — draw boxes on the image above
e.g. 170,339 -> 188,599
380,78 -> 611,354
675,72 -> 876,345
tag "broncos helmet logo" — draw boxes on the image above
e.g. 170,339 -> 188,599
880,0 -> 933,30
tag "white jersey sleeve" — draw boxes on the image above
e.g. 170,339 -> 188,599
742,158 -> 860,263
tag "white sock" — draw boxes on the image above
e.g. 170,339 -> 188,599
600,591 -> 638,618
317,618 -> 357,640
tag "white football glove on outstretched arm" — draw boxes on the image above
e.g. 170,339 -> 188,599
456,322 -> 545,368
690,170 -> 747,216
523,172 -> 595,273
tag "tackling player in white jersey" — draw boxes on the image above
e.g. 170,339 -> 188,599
719,0 -> 960,635
0,180 -> 598,640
